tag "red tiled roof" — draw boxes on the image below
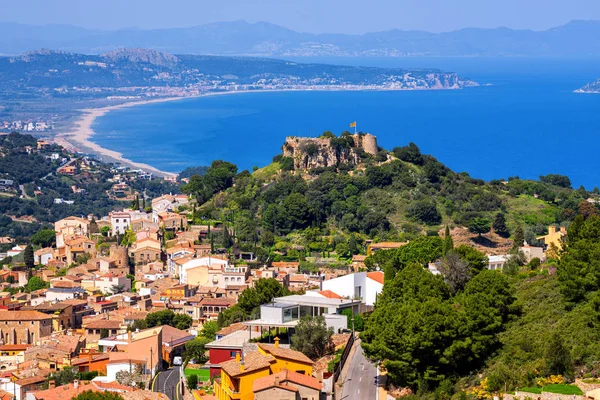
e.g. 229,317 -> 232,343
216,322 -> 246,336
252,369 -> 322,392
367,271 -> 384,285
219,352 -> 274,378
84,320 -> 122,329
198,298 -> 235,307
318,290 -> 342,299
0,311 -> 52,321
257,343 -> 313,365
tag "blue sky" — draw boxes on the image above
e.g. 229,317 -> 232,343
3,0 -> 600,34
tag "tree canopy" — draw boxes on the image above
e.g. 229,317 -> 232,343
291,315 -> 333,360
362,264 -> 515,389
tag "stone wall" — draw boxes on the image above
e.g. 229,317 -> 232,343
505,391 -> 585,400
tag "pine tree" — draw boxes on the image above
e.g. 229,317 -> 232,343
512,225 -> 525,250
546,332 -> 573,378
24,244 -> 34,269
442,225 -> 453,256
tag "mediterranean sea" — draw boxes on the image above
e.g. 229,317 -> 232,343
92,57 -> 600,187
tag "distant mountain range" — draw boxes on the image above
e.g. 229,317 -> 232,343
2,20 -> 600,57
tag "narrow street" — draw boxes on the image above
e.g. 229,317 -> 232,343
155,368 -> 183,400
341,339 -> 378,400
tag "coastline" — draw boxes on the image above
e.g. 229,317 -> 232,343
55,96 -> 201,177
54,85 -> 476,176
54,90 -> 289,177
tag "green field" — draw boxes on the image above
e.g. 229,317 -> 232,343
184,368 -> 211,382
520,385 -> 583,395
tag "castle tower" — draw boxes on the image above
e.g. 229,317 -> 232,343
353,133 -> 378,156
109,244 -> 129,268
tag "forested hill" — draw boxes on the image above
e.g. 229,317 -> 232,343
183,134 -> 595,257
0,48 -> 476,93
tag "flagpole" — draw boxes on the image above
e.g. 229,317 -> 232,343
354,122 -> 357,134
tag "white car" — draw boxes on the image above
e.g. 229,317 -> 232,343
173,356 -> 182,366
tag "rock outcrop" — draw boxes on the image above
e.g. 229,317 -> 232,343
283,133 -> 378,170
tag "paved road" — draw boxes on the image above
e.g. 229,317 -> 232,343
155,367 -> 182,400
341,340 -> 378,400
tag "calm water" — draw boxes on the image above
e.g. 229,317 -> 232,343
92,57 -> 600,187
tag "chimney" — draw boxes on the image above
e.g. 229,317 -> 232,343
128,330 -> 132,343
274,337 -> 280,348
239,361 -> 245,372
274,376 -> 280,386
548,226 -> 556,235
560,226 -> 567,234
73,379 -> 79,389
235,353 -> 240,363
49,380 -> 56,389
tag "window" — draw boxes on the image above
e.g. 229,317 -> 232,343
230,351 -> 237,358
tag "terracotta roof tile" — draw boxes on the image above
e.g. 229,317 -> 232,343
252,369 -> 321,392
367,271 -> 384,285
318,290 -> 343,299
216,322 -> 246,336
84,320 -> 122,329
219,352 -> 274,378
198,298 -> 235,307
258,343 -> 313,365
0,311 -> 52,321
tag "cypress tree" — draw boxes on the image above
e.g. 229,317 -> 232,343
442,225 -> 454,256
493,213 -> 509,237
24,244 -> 34,270
512,225 -> 525,250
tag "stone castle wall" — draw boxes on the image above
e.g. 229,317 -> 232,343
109,245 -> 129,268
283,133 -> 378,170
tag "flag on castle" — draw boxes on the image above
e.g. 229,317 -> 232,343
349,121 -> 356,128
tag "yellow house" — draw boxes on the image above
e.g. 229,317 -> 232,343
536,226 -> 567,251
214,338 -> 315,400
214,352 -> 273,400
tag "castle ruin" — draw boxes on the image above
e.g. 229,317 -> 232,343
283,133 -> 378,170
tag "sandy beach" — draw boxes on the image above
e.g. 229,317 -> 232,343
54,90 -> 288,177
54,96 -> 202,177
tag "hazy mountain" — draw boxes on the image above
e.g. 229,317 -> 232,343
2,20 -> 600,56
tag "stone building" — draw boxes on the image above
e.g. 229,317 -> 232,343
282,133 -> 378,170
0,311 -> 53,345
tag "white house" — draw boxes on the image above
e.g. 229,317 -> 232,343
34,247 -> 54,266
7,245 -> 26,258
179,256 -> 229,285
244,294 -> 361,334
46,287 -> 87,302
110,210 -> 149,235
321,271 -> 384,306
488,255 -> 509,271
110,212 -> 131,235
